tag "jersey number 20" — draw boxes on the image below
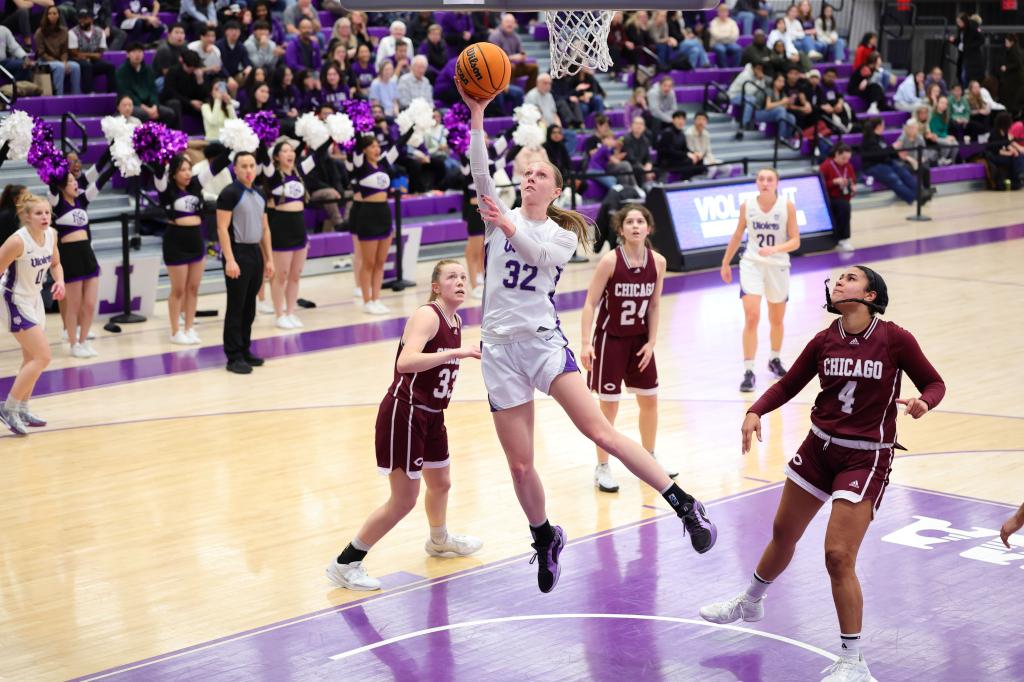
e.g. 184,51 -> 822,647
756,234 -> 776,248
620,299 -> 649,326
434,368 -> 458,400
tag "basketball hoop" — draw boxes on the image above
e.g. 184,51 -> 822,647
547,10 -> 615,78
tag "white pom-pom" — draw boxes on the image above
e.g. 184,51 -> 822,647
110,138 -> 142,178
101,115 -> 133,143
513,103 -> 542,125
219,119 -> 259,153
326,112 -> 354,144
512,122 -> 545,150
398,97 -> 436,145
295,112 -> 329,150
0,110 -> 35,160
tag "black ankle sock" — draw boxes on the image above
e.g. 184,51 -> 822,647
661,483 -> 695,516
337,543 -> 368,565
530,520 -> 554,546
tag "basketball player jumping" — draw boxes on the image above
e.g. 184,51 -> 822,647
580,204 -> 677,493
460,82 -> 717,595
0,194 -> 65,435
327,260 -> 484,591
720,168 -> 800,393
699,266 -> 945,682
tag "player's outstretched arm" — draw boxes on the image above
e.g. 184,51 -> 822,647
396,306 -> 480,374
579,251 -> 616,372
1000,502 -> 1024,548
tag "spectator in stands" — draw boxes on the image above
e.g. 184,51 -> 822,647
295,68 -> 319,110
34,6 -> 82,96
853,32 -> 877,71
947,83 -> 970,140
678,20 -> 710,69
318,62 -> 346,106
69,8 -> 114,92
282,0 -> 320,42
999,34 -> 1024,118
782,66 -> 813,132
582,114 -> 611,158
733,0 -> 771,37
201,77 -> 236,139
966,80 -> 993,141
819,142 -> 855,252
487,14 -> 536,91
655,110 -> 702,181
369,59 -> 398,118
814,66 -> 842,114
867,51 -> 897,89
923,82 -> 942,110
768,19 -> 809,74
117,0 -> 162,46
894,118 -> 936,195
708,4 -> 741,68
284,17 -> 321,76
179,0 -> 215,39
118,42 -> 179,124
542,125 -> 576,189
686,110 -> 730,178
647,10 -> 681,69
396,54 -> 431,110
423,109 -> 459,190
728,61 -> 769,130
349,11 -> 375,51
951,13 -> 984,88
606,11 -> 627,78
624,10 -> 658,72
741,29 -> 771,72
251,1 -> 285,47
794,1 -> 828,57
524,72 -> 560,126
986,111 -> 1024,189
624,85 -> 655,132
241,80 -> 271,114
0,25 -> 34,80
114,91 -> 141,124
929,95 -> 961,155
161,48 -> 205,123
860,117 -> 919,204
418,23 -> 446,80
622,115 -> 654,185
848,57 -> 888,115
270,63 -> 300,123
924,65 -> 948,96
324,38 -> 348,70
406,10 -> 433,45
348,42 -> 374,97
218,20 -> 251,84
375,19 -> 411,71
784,4 -> 822,60
189,25 -> 222,75
760,72 -> 799,140
914,104 -> 958,165
648,75 -> 678,128
814,3 -> 845,63
588,131 -> 635,192
152,23 -> 187,79
390,40 -> 411,78
551,74 -> 586,130
0,185 -> 27,245
2,0 -> 50,42
440,10 -> 473,54
245,19 -> 278,69
894,71 -> 925,113
330,16 -> 357,61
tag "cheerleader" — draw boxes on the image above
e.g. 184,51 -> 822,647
48,159 -> 115,359
153,150 -> 232,344
347,128 -> 412,315
263,140 -> 312,329
580,204 -> 677,493
0,193 -> 65,436
327,259 -> 483,590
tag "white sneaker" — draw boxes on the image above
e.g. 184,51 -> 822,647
821,654 -> 872,681
594,463 -> 620,492
83,342 -> 98,357
372,300 -> 390,314
471,285 -> 484,299
836,239 -> 855,253
186,328 -> 202,345
866,102 -> 879,114
258,301 -> 275,315
424,533 -> 484,557
0,405 -> 28,436
70,343 -> 92,359
652,452 -> 678,478
171,330 -> 192,345
276,315 -> 296,330
287,314 -> 303,328
809,50 -> 824,60
325,560 -> 381,591
363,301 -> 385,315
699,593 -> 765,624
353,287 -> 363,299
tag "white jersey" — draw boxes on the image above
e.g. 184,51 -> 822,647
2,227 -> 54,299
742,194 -> 790,267
470,130 -> 578,344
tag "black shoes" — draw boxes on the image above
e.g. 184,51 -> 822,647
226,359 -> 253,374
243,354 -> 265,367
767,358 -> 787,378
740,370 -> 756,393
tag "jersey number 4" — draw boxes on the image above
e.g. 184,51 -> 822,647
433,368 -> 458,400
502,261 -> 538,291
838,380 -> 857,414
620,299 -> 649,326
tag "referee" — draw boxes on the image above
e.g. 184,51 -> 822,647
217,152 -> 275,374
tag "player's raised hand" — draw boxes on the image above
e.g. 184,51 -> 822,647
741,412 -> 762,454
456,79 -> 495,116
635,341 -> 655,372
580,343 -> 595,372
1000,511 -> 1023,548
480,195 -> 515,236
896,397 -> 929,419
720,262 -> 732,284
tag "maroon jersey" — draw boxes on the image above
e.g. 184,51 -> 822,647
594,246 -> 657,338
750,317 -> 945,442
388,303 -> 462,410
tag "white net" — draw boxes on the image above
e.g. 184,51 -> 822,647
547,10 -> 615,78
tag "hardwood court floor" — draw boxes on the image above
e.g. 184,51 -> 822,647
1,192 -> 1023,680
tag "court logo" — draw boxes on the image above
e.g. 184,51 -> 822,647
882,515 -> 1024,569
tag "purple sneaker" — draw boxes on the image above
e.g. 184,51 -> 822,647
681,500 -> 717,554
529,525 -> 566,593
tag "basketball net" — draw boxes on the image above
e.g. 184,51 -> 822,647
547,10 -> 615,78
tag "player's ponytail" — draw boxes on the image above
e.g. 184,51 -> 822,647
544,163 -> 594,252
428,259 -> 462,302
16,192 -> 48,219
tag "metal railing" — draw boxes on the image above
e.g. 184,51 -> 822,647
60,112 -> 88,157
0,63 -> 16,109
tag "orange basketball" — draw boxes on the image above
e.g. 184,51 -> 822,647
455,42 -> 512,100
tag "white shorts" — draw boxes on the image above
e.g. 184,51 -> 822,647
1,291 -> 45,333
482,330 -> 580,411
739,258 -> 790,304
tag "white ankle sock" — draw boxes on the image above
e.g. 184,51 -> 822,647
743,360 -> 755,372
744,571 -> 771,601
351,536 -> 372,552
430,525 -> 448,544
769,351 -> 780,361
839,632 -> 861,657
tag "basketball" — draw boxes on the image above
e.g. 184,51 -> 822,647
455,42 -> 511,100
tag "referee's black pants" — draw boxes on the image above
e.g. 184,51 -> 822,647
830,197 -> 851,241
223,243 -> 263,362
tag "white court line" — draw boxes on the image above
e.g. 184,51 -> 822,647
889,484 -> 1018,509
77,483 -> 783,681
328,613 -> 838,663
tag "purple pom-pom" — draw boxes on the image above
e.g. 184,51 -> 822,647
27,118 -> 68,184
339,100 -> 374,152
446,123 -> 470,156
244,111 -> 280,147
443,102 -> 470,128
132,122 -> 188,165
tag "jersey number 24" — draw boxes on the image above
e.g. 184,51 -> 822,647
620,299 -> 649,326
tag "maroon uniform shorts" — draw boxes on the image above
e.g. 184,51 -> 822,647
375,394 -> 449,479
587,332 -> 658,400
785,426 -> 895,514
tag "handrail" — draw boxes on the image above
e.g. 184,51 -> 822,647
736,79 -> 769,139
811,114 -> 846,164
0,63 -> 15,109
702,80 -> 730,116
60,112 -> 88,157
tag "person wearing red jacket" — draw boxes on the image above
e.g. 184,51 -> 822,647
700,266 -> 946,682
820,143 -> 857,252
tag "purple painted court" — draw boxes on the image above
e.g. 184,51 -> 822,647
73,484 -> 1024,681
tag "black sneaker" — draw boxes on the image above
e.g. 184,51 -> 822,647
740,370 -> 756,392
680,499 -> 718,554
226,359 -> 253,374
243,354 -> 265,367
529,525 -> 566,593
296,298 -> 316,309
767,358 -> 787,378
